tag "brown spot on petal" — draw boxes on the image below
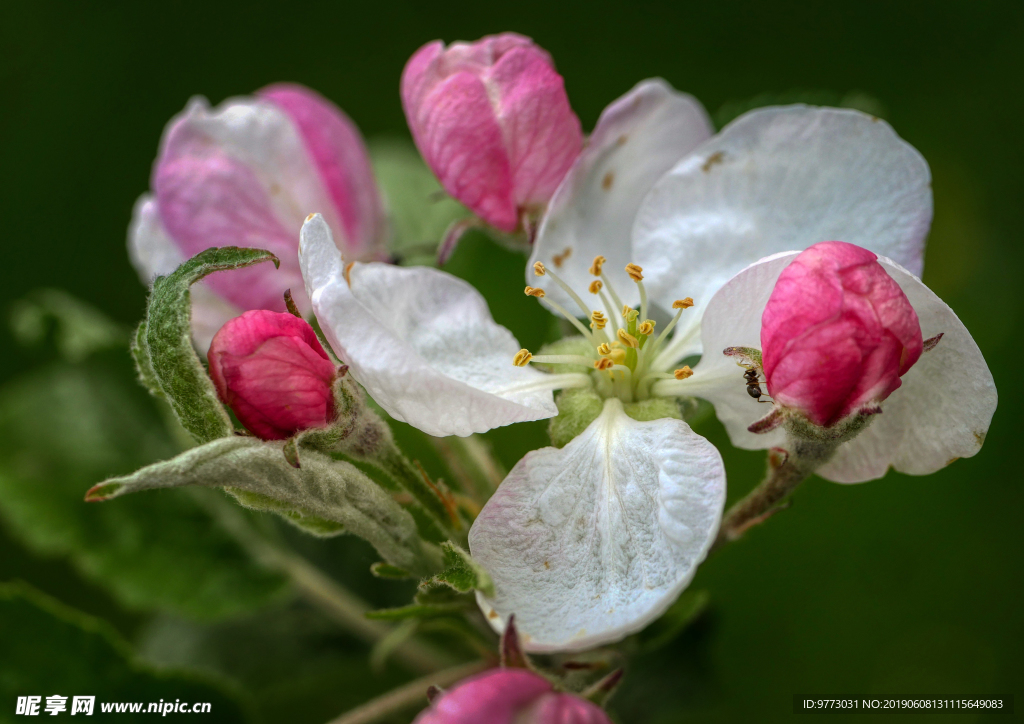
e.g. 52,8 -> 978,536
946,457 -> 960,466
488,609 -> 499,619
544,561 -> 550,570
702,151 -> 725,172
974,431 -> 986,446
602,171 -> 615,190
552,247 -> 573,268
616,134 -> 628,146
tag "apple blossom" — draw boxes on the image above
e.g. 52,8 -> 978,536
208,309 -> 337,441
128,83 -> 384,349
401,33 -> 583,233
298,213 -> 726,652
657,243 -> 996,483
414,668 -> 611,724
760,241 -> 924,427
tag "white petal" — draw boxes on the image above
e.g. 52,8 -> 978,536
677,252 -> 997,482
633,106 -> 932,321
127,194 -> 240,352
678,252 -> 798,451
819,258 -> 997,482
529,79 -> 712,315
175,96 -> 346,240
299,215 -> 558,437
470,398 -> 725,652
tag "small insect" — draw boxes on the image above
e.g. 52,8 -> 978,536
740,364 -> 773,403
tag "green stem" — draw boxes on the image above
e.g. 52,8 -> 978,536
325,661 -> 490,724
713,438 -> 836,550
192,489 -> 454,675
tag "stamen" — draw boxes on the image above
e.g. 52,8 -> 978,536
594,358 -> 614,371
588,280 -> 603,294
524,286 -> 546,298
533,261 -> 546,276
597,343 -> 611,355
617,329 -> 639,349
531,354 -> 596,366
344,261 -> 355,286
625,263 -> 644,282
674,366 -> 693,380
538,266 -> 596,320
622,304 -> 632,319
513,349 -> 533,367
589,255 -> 606,276
600,271 -> 625,316
651,296 -> 696,359
638,321 -> 654,336
672,297 -> 694,309
591,311 -> 608,329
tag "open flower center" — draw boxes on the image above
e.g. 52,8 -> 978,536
514,257 -> 696,403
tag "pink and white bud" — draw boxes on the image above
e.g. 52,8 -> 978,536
129,83 -> 383,342
415,669 -> 611,724
401,33 -> 584,233
761,241 -> 924,427
208,310 -> 337,440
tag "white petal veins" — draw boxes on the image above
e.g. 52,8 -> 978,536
299,215 -> 558,437
127,194 -> 241,352
528,79 -> 712,316
633,106 -> 933,322
469,398 -> 725,652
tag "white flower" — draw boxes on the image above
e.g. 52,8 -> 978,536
299,213 -> 726,652
299,80 -> 941,654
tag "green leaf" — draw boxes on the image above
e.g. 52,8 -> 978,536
370,563 -> 414,580
0,359 -> 286,618
138,246 -> 279,444
365,603 -> 466,621
0,582 -> 249,722
89,436 -> 443,576
368,138 -> 470,265
430,542 -> 494,597
9,288 -> 128,362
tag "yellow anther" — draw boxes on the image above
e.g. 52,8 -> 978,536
625,263 -> 644,282
617,329 -> 639,349
674,366 -> 694,380
590,311 -> 607,329
594,358 -> 614,371
524,286 -> 546,298
638,321 -> 654,336
597,343 -> 611,355
672,297 -> 694,310
622,304 -> 633,318
513,349 -> 533,367
609,347 -> 626,365
588,280 -> 603,294
533,261 -> 546,276
589,255 -> 606,276
625,308 -> 639,323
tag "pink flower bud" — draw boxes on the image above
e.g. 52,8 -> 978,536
401,33 -> 584,233
208,310 -> 337,440
415,669 -> 611,724
761,241 -> 924,427
131,84 -> 383,322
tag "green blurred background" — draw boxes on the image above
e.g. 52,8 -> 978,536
1,1 -> 1021,722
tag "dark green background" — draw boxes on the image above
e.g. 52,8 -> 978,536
1,1 -> 1021,722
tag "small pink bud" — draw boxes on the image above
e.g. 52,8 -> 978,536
208,310 -> 337,440
415,669 -> 611,724
761,241 -> 923,427
401,33 -> 584,233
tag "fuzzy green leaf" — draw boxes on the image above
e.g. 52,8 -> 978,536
0,359 -> 286,618
139,246 -> 279,444
0,582 -> 249,721
88,436 -> 442,576
430,542 -> 494,597
549,387 -> 604,448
